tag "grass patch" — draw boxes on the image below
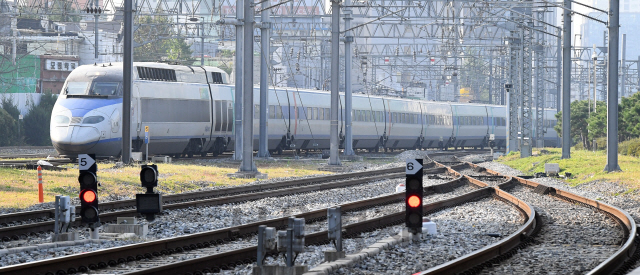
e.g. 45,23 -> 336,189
0,159 -> 332,209
497,148 -> 640,188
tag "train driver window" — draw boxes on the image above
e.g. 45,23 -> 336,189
65,82 -> 89,95
91,82 -> 120,96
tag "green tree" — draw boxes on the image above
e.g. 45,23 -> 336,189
1,97 -> 20,121
0,108 -> 17,146
134,16 -> 173,62
165,38 -> 195,65
554,100 -> 591,148
586,101 -> 607,142
134,15 -> 195,64
620,92 -> 640,140
23,92 -> 57,146
460,48 -> 489,103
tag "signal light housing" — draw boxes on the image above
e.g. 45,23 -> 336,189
140,164 -> 158,189
405,159 -> 423,232
79,171 -> 100,224
137,164 -> 162,221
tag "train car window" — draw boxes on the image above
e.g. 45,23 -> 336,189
65,82 -> 89,95
211,72 -> 223,84
269,105 -> 275,119
307,107 -> 312,120
318,108 -> 324,121
254,105 -> 259,119
90,82 -> 120,96
159,69 -> 167,80
312,107 -> 318,120
136,67 -> 143,79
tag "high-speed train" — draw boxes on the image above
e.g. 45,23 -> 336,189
50,62 -> 559,159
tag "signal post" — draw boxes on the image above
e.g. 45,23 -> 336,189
78,154 -> 100,239
405,159 -> 423,240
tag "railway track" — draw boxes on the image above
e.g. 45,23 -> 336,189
0,149 -> 482,241
415,160 -> 637,275
0,162 -> 465,274
5,151 -> 629,275
0,165 -> 424,241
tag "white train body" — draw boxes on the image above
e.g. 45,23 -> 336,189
50,62 -> 559,158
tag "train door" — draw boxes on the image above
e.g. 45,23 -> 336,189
484,106 -> 490,137
214,100 -> 233,135
132,84 -> 141,138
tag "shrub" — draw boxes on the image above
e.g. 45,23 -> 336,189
0,108 -> 17,146
619,138 -> 640,156
23,92 -> 57,146
1,97 -> 20,121
594,137 -> 607,151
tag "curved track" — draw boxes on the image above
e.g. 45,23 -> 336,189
417,160 -> 637,275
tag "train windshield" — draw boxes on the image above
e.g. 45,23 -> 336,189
90,82 -> 120,96
65,81 -> 121,96
65,82 -> 89,95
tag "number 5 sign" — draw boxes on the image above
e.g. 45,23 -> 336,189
78,154 -> 97,173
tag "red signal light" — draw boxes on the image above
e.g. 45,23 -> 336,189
408,195 -> 421,208
81,190 -> 97,203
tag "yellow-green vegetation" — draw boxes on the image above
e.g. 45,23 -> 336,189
498,148 -> 640,188
0,160 -> 332,209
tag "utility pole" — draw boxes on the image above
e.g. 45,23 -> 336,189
506,18 -> 520,154
329,0 -> 341,166
200,20 -> 205,66
535,10 -> 545,148
521,23 -> 533,158
561,0 -> 571,159
122,0 -> 133,164
621,34 -> 626,98
489,54 -> 494,105
604,0 -> 621,172
343,0 -> 354,156
556,31 -> 561,147
257,0 -> 270,158
94,0 -> 99,60
233,0 -> 244,161
239,0 -> 257,174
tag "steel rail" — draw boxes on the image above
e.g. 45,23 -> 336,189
107,162 -> 527,275
0,166 -> 430,240
423,160 -> 638,275
0,166 -> 410,235
0,164 -> 465,275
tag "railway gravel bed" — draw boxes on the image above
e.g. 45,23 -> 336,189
476,182 -> 623,274
47,175 -> 468,274
478,160 -> 640,273
0,173 -> 451,266
228,197 -> 524,275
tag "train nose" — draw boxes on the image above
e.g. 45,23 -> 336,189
51,125 -> 101,153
